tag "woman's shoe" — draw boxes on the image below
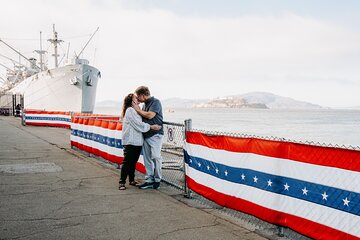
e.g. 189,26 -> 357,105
129,181 -> 140,186
119,184 -> 126,190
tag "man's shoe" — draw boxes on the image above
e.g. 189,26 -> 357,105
153,182 -> 160,190
138,182 -> 154,189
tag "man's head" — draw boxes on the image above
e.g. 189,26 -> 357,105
135,86 -> 151,103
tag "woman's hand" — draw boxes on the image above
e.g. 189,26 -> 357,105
132,102 -> 140,111
150,124 -> 162,131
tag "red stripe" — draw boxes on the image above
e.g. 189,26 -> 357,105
186,177 -> 358,240
70,141 -> 79,148
71,141 -> 85,151
92,144 -> 100,156
104,152 -> 123,164
26,122 -> 70,128
186,132 -> 360,172
135,162 -> 146,174
72,140 -> 145,175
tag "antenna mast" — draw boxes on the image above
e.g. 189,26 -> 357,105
48,24 -> 63,68
77,27 -> 99,58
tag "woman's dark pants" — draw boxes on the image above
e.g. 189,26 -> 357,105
119,145 -> 142,184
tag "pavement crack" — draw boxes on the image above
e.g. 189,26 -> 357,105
1,189 -> 62,196
1,208 -> 133,223
154,222 -> 220,240
42,199 -> 75,218
4,221 -> 84,240
56,175 -> 114,182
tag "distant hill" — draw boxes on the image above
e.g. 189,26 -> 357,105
192,96 -> 268,109
163,92 -> 323,109
237,92 -> 323,109
337,106 -> 360,110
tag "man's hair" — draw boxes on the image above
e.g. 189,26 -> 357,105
135,86 -> 150,96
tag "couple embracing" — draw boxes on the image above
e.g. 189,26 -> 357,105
119,86 -> 164,190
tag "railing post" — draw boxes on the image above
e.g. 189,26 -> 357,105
278,226 -> 284,237
183,119 -> 192,198
21,109 -> 26,126
70,112 -> 74,149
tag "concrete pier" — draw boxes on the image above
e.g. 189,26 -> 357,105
0,116 -> 266,240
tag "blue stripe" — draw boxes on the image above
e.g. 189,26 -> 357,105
26,116 -> 71,122
184,150 -> 360,216
71,129 -> 123,149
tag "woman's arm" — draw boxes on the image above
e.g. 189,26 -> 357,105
125,108 -> 151,133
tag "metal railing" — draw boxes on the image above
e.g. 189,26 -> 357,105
160,121 -> 186,191
160,120 -> 315,240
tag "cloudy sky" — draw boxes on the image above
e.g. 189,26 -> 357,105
1,0 -> 360,107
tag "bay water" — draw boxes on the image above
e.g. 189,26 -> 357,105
94,107 -> 360,147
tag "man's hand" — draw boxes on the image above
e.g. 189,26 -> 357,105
150,124 -> 162,131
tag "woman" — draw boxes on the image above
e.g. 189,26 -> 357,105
119,93 -> 161,190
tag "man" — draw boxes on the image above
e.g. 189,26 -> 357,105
133,86 -> 163,189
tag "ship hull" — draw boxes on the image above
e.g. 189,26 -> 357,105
7,64 -> 100,113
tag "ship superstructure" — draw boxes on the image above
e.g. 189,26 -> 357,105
0,25 -> 100,114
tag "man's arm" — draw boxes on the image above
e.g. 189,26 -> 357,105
132,104 -> 156,119
137,109 -> 156,119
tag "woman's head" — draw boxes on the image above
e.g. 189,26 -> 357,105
122,93 -> 137,117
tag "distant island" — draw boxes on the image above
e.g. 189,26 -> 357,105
192,96 -> 268,109
162,92 -> 323,109
95,92 -> 325,110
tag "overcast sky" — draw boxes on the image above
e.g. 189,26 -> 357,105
1,0 -> 360,107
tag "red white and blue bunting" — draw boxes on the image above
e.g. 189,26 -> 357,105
24,110 -> 71,128
70,117 -> 146,173
184,131 -> 360,240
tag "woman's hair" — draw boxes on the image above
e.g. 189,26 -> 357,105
122,93 -> 134,118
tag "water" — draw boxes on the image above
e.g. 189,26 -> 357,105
94,107 -> 360,147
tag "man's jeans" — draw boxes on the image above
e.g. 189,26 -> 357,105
143,134 -> 163,183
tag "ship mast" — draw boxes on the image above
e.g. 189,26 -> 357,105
34,31 -> 46,71
47,24 -> 63,68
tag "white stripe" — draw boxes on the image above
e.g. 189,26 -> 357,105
114,130 -> 123,140
71,123 -> 85,131
26,120 -> 70,125
107,145 -> 123,157
97,126 -> 109,137
71,124 -> 123,153
71,123 -> 79,130
138,155 -> 144,165
71,136 -> 124,158
185,142 -> 360,193
71,123 -> 123,140
186,165 -> 359,237
26,114 -> 70,119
